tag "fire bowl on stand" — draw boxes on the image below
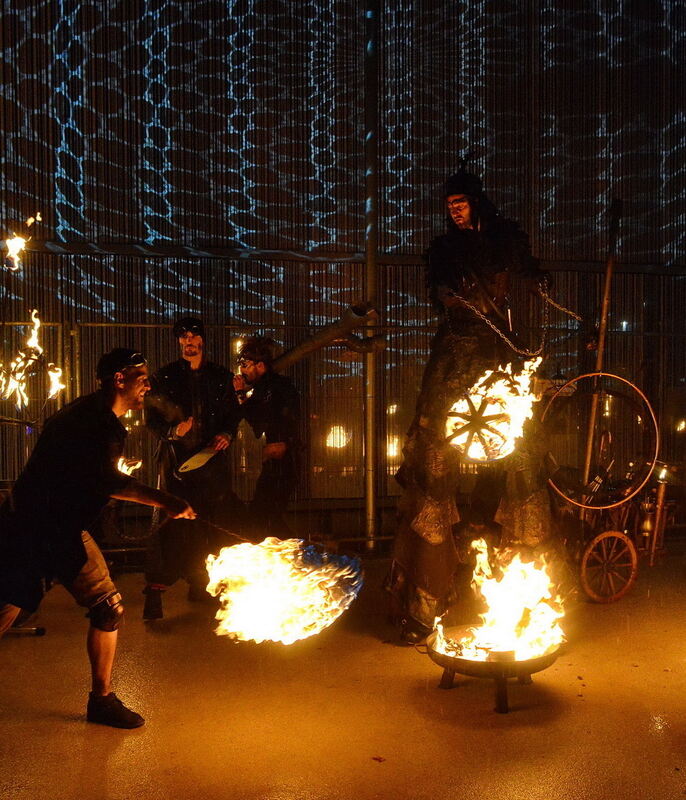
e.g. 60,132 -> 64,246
426,625 -> 561,714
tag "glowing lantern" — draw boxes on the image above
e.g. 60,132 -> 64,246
326,425 -> 349,448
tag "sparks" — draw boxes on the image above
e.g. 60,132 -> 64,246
206,538 -> 363,645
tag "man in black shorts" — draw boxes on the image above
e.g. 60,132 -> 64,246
0,348 -> 195,728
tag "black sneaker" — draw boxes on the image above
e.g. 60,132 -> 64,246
142,586 -> 163,620
87,692 -> 145,729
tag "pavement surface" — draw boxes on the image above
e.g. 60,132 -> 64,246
1,541 -> 686,800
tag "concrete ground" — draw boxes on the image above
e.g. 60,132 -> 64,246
1,541 -> 686,800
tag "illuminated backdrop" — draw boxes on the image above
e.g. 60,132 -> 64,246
1,1 -> 684,501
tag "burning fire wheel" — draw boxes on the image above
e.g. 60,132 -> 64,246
579,530 -> 638,603
426,626 -> 560,714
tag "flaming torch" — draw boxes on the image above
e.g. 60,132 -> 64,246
445,357 -> 541,461
206,538 -> 363,645
427,538 -> 565,712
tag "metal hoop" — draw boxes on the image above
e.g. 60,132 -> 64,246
541,371 -> 659,510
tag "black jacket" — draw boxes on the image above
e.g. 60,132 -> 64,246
145,359 -> 240,458
240,371 -> 300,446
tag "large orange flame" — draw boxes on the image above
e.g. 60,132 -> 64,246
206,538 -> 363,645
445,357 -> 541,461
434,538 -> 565,661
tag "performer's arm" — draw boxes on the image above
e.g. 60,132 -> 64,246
110,480 -> 196,519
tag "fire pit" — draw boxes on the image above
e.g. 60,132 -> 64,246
425,538 -> 565,713
426,625 -> 561,713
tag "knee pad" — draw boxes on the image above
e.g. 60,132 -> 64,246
88,591 -> 124,632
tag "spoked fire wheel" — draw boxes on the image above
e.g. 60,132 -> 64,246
579,530 -> 638,603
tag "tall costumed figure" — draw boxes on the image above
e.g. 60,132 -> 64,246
387,163 -> 552,643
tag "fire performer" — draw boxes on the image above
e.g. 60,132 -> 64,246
388,164 -> 551,644
233,336 -> 301,539
142,317 -> 241,619
0,348 -> 195,728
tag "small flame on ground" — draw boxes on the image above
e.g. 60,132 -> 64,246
206,538 -> 363,645
446,357 -> 541,461
434,538 -> 565,662
117,457 -> 142,475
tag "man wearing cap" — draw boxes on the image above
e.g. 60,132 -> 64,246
387,164 -> 550,644
233,336 -> 301,539
143,317 -> 240,619
0,348 -> 195,728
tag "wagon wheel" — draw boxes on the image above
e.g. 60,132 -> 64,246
579,530 -> 638,603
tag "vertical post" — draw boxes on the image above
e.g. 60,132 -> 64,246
582,199 -> 622,490
364,0 -> 380,549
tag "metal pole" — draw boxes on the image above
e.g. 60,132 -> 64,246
582,199 -> 622,490
364,0 -> 380,549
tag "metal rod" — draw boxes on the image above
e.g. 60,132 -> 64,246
582,200 -> 623,490
363,0 -> 380,551
650,480 -> 667,567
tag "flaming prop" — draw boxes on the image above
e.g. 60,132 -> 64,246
1,309 -> 65,410
445,357 -> 541,461
1,310 -> 43,409
434,538 -> 565,662
47,363 -> 66,399
206,538 -> 363,645
3,213 -> 41,271
117,457 -> 142,476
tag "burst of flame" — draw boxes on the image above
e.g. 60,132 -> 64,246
3,213 -> 40,271
445,357 -> 541,461
434,538 -> 565,662
1,310 -> 43,409
206,538 -> 363,645
4,235 -> 27,271
117,457 -> 142,475
46,363 -> 66,399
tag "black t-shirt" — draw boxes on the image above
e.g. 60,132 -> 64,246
0,390 -> 133,610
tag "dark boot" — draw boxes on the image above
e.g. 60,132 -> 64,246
87,692 -> 145,729
142,585 -> 164,620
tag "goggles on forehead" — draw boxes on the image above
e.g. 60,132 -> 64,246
123,352 -> 147,368
177,324 -> 203,335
